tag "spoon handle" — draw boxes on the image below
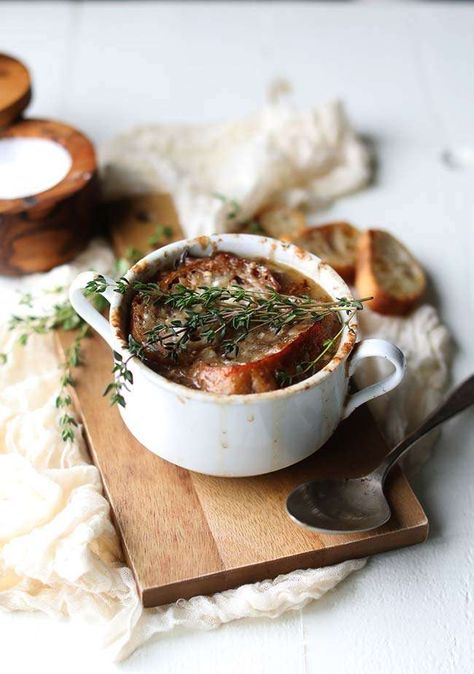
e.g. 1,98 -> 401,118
376,374 -> 474,480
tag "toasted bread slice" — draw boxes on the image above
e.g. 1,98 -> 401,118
190,314 -> 339,394
355,229 -> 426,315
257,206 -> 307,241
130,253 -> 280,366
292,222 -> 360,282
158,252 -> 280,294
130,252 -> 340,394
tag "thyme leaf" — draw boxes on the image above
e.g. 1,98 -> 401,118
275,312 -> 356,388
213,193 -> 241,220
55,323 -> 89,441
7,293 -> 93,441
148,224 -> 173,248
103,349 -> 134,407
84,275 -> 129,296
88,274 -> 370,388
8,300 -> 83,344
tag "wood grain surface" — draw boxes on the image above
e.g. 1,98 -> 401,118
103,192 -> 183,255
0,53 -> 31,128
56,192 -> 428,607
56,328 -> 428,607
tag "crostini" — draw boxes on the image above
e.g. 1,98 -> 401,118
355,229 -> 426,315
292,221 -> 361,283
257,206 -> 307,241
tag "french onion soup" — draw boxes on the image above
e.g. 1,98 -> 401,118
126,252 -> 358,395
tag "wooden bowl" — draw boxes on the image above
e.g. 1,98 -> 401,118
0,53 -> 98,275
0,118 -> 98,275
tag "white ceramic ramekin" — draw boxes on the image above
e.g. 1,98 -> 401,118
70,234 -> 405,477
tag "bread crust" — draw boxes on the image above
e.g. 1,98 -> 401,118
190,315 -> 339,394
355,229 -> 426,315
129,252 -> 339,393
159,252 -> 280,293
292,222 -> 360,282
257,206 -> 307,241
130,253 -> 280,366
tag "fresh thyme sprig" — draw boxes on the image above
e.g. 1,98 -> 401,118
141,285 -> 366,362
212,193 -> 263,233
213,193 -> 241,220
5,290 -> 98,441
5,282 -> 134,414
84,274 -> 130,296
276,312 -> 357,388
102,336 -> 143,407
87,275 -> 368,375
8,300 -> 83,345
103,350 -> 133,408
111,221 -> 174,277
56,323 -> 89,441
19,292 -> 33,308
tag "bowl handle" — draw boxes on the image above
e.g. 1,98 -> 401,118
69,271 -> 116,348
342,338 -> 406,419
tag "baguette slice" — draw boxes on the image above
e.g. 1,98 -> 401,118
355,229 -> 426,315
257,206 -> 307,241
130,253 -> 280,367
190,315 -> 339,395
130,252 -> 340,394
292,222 -> 360,282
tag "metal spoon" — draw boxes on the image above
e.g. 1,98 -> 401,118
286,375 -> 474,534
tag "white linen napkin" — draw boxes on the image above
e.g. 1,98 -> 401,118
101,99 -> 371,237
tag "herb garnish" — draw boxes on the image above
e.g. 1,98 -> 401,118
140,285 -> 365,363
276,314 -> 356,387
111,222 -> 174,278
9,300 -> 83,345
56,323 -> 89,441
5,294 -> 89,442
148,224 -> 173,248
213,193 -> 241,220
4,285 -> 114,441
212,194 -> 266,235
87,275 -> 369,392
103,350 -> 133,408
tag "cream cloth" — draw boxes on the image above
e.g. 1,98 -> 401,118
101,99 -> 371,237
0,247 -> 451,662
0,99 -> 452,661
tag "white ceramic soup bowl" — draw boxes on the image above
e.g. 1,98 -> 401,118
70,234 -> 405,477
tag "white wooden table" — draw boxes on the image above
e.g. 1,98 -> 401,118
1,2 -> 473,672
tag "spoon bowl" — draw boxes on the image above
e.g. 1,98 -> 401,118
287,475 -> 391,533
287,375 -> 474,534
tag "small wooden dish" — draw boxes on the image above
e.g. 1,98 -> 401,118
0,54 -> 98,275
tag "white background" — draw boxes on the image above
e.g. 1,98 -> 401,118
1,2 -> 473,672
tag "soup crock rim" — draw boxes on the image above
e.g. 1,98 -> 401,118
108,233 -> 358,404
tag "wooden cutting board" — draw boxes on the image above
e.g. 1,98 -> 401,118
56,194 -> 428,608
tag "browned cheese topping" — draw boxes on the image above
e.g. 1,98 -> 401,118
129,253 -> 340,394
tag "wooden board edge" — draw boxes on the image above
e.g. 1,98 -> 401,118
54,330 -> 430,610
54,331 -> 143,585
141,516 -> 429,608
